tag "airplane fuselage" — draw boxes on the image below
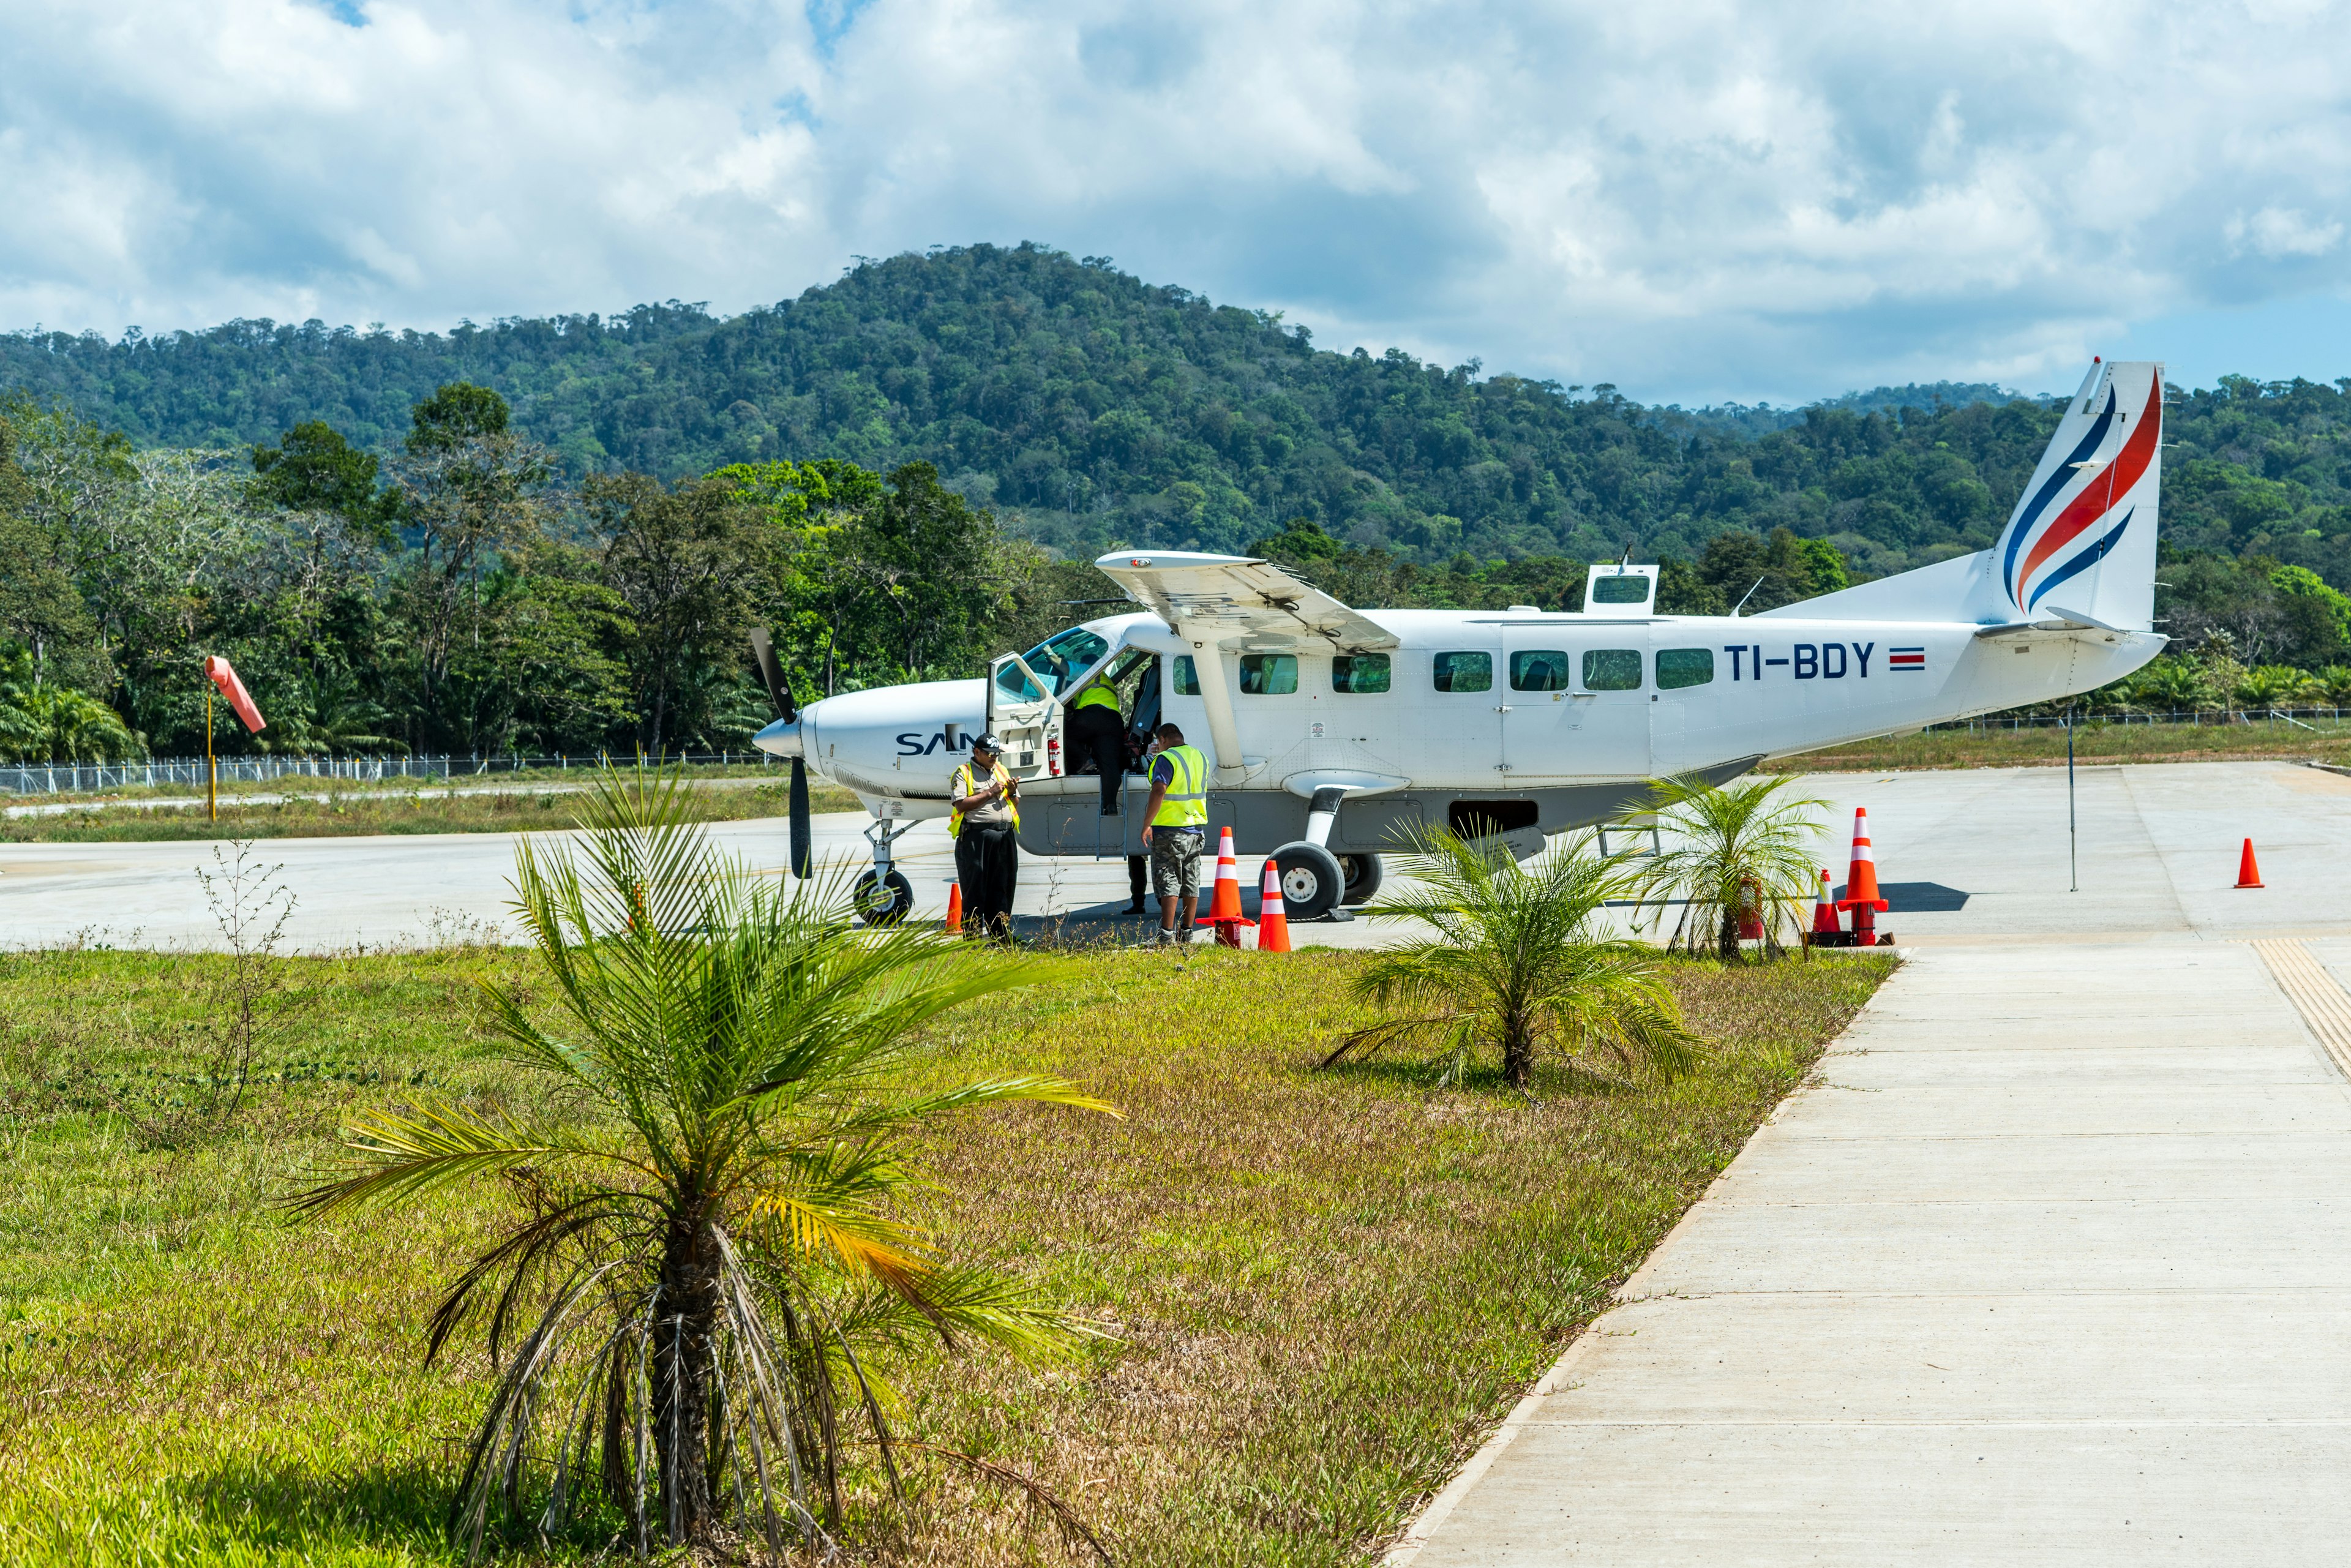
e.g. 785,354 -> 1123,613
762,603 -> 2158,858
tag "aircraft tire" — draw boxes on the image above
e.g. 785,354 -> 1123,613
1338,852 -> 1384,906
853,868 -> 915,926
1270,841 -> 1345,922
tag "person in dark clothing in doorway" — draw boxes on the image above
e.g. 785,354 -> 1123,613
949,735 -> 1021,940
1068,670 -> 1149,915
1067,672 -> 1127,814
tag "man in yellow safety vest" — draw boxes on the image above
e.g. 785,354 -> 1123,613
1067,673 -> 1127,816
949,733 -> 1021,940
1139,721 -> 1209,945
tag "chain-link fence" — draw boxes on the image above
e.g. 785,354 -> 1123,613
0,752 -> 781,796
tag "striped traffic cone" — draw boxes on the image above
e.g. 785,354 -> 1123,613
1196,826 -> 1256,947
1834,808 -> 1889,913
1835,807 -> 1889,946
1809,868 -> 1840,945
1256,860 -> 1291,953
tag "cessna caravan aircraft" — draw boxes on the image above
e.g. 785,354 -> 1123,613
752,359 -> 2167,923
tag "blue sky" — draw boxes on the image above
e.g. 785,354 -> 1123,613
2,0 -> 2348,406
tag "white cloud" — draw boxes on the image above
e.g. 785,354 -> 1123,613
2,0 -> 2350,400
2228,206 -> 2345,260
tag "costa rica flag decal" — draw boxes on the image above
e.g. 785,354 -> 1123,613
1889,647 -> 1926,672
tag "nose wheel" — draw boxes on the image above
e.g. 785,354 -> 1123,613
853,868 -> 915,925
855,813 -> 918,926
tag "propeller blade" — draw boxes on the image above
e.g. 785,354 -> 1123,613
789,757 -> 812,879
749,628 -> 793,722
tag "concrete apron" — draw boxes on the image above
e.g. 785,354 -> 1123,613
1389,938 -> 2351,1564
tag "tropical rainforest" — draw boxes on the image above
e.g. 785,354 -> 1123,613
5,241 -> 2351,762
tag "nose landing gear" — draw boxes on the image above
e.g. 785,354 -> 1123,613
854,814 -> 917,926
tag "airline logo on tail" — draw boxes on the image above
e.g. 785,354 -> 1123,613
1998,372 -> 2163,613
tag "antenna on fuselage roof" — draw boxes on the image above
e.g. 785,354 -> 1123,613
1731,577 -> 1765,617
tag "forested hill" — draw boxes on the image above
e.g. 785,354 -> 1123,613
6,241 -> 2351,585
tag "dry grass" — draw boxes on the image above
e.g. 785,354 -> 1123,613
1767,716 -> 2351,772
0,942 -> 1892,1566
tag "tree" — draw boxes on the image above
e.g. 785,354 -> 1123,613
590,472 -> 774,751
0,641 -> 140,761
288,770 -> 1115,1553
250,420 -> 391,541
1627,774 -> 1831,961
405,381 -> 512,451
1321,828 -> 1700,1090
381,386 -> 557,747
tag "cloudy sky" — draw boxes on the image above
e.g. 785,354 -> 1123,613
3,0 -> 2349,404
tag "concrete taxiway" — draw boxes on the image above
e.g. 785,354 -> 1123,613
6,757 -> 2350,950
1392,760 -> 2351,1562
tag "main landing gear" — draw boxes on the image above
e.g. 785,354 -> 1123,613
1262,786 -> 1382,922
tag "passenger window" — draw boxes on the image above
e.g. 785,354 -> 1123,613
1332,653 -> 1391,693
1237,654 -> 1298,695
1655,648 -> 1715,689
1172,655 -> 1199,696
1591,575 -> 1651,604
1433,651 -> 1493,693
1582,649 -> 1643,691
994,660 -> 1044,702
1509,650 -> 1572,691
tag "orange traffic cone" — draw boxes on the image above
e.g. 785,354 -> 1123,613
1256,861 -> 1291,953
1834,808 -> 1889,913
943,880 -> 963,933
1196,826 -> 1257,947
2237,838 -> 2265,890
1809,868 -> 1840,939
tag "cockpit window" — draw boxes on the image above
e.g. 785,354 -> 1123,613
993,660 -> 1044,702
1018,628 -> 1110,696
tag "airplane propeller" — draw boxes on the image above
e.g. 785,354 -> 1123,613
749,628 -> 812,878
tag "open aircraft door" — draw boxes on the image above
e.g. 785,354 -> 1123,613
985,651 -> 1060,778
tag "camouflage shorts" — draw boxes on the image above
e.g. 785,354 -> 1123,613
1149,828 -> 1204,898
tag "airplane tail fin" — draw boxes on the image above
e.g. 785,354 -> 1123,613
1757,359 -> 2164,629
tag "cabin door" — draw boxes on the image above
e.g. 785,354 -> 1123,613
984,651 -> 1060,779
1500,626 -> 1652,780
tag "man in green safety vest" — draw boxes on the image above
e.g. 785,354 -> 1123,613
949,733 -> 1021,940
1139,721 -> 1209,946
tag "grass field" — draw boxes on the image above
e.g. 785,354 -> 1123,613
0,940 -> 1892,1566
1769,717 -> 2351,772
1,778 -> 861,843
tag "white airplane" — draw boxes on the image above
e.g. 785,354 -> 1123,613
751,358 -> 2166,923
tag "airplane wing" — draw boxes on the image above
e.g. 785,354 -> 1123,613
1092,551 -> 1399,651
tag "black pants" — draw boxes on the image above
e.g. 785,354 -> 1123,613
954,823 -> 1019,938
1067,705 -> 1126,814
1128,854 -> 1146,907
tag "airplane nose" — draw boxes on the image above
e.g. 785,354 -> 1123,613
752,715 -> 803,760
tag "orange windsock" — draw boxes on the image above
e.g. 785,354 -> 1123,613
1810,868 -> 1841,935
1835,808 -> 1888,912
943,880 -> 964,932
2236,839 -> 2265,890
1256,860 -> 1291,953
1196,826 -> 1256,944
203,656 -> 266,734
